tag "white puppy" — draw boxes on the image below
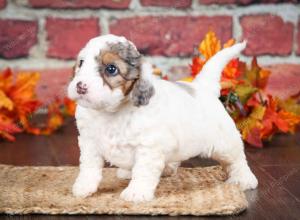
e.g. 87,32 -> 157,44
68,34 -> 258,203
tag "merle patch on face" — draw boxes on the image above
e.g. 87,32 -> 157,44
95,41 -> 155,107
97,42 -> 142,96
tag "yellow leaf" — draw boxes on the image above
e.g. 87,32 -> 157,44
0,90 -> 13,110
235,84 -> 258,104
236,105 -> 265,139
278,98 -> 300,115
199,31 -> 221,60
180,76 -> 194,82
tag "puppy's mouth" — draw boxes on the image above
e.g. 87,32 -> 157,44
74,96 -> 92,107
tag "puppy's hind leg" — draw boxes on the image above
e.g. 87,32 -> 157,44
212,136 -> 258,191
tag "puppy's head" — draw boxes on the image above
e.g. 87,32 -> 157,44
68,34 -> 154,112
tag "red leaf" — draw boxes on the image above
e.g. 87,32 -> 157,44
246,126 -> 263,148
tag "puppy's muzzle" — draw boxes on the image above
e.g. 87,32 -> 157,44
76,81 -> 88,95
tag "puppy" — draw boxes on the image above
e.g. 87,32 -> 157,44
68,34 -> 258,202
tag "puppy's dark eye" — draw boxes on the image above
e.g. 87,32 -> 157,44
105,64 -> 118,76
79,59 -> 84,68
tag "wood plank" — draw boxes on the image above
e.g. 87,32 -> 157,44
245,132 -> 300,166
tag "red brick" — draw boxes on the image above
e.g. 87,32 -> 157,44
199,0 -> 296,5
14,68 -> 73,102
110,16 -> 232,57
200,0 -> 250,4
240,14 -> 293,56
28,0 -> 131,9
265,64 -> 300,99
141,0 -> 192,8
297,20 -> 300,55
46,17 -> 100,59
0,19 -> 38,58
0,0 -> 6,9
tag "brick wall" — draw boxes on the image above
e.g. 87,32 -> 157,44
0,0 -> 299,100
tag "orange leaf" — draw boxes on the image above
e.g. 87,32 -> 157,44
0,68 -> 13,92
9,72 -> 40,101
258,69 -> 271,89
40,99 -> 64,135
0,113 -> 22,141
223,38 -> 236,48
278,110 -> 300,133
63,97 -> 76,116
261,97 -> 289,138
222,58 -> 243,81
41,113 -> 64,135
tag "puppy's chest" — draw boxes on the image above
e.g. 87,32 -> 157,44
95,121 -> 138,168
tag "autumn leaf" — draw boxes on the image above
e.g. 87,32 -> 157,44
0,68 -> 13,92
0,113 -> 22,141
245,57 -> 270,89
261,97 -> 289,138
246,126 -> 263,148
9,72 -> 40,101
41,113 -> 64,135
40,99 -> 64,135
190,56 -> 205,78
180,76 -> 194,82
235,84 -> 258,104
278,110 -> 300,133
0,69 -> 43,140
62,97 -> 76,116
278,98 -> 300,115
0,90 -> 13,110
199,31 -> 221,60
186,31 -> 300,147
222,59 -> 242,80
223,38 -> 236,48
236,105 -> 265,142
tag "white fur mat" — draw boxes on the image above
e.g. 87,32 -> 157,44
0,165 -> 247,216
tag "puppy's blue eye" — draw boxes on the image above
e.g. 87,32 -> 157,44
105,64 -> 118,76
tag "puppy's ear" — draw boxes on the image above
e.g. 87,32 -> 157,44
119,42 -> 141,67
131,78 -> 155,107
130,63 -> 155,107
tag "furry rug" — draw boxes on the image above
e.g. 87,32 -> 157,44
0,164 -> 247,216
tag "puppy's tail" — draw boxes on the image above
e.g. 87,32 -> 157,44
193,41 -> 247,97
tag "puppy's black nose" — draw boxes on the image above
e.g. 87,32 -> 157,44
76,81 -> 88,95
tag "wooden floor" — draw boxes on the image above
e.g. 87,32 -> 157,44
0,118 -> 300,220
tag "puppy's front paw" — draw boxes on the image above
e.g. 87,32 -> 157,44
120,184 -> 154,202
72,172 -> 101,198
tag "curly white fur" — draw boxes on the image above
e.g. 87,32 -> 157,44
68,35 -> 258,203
